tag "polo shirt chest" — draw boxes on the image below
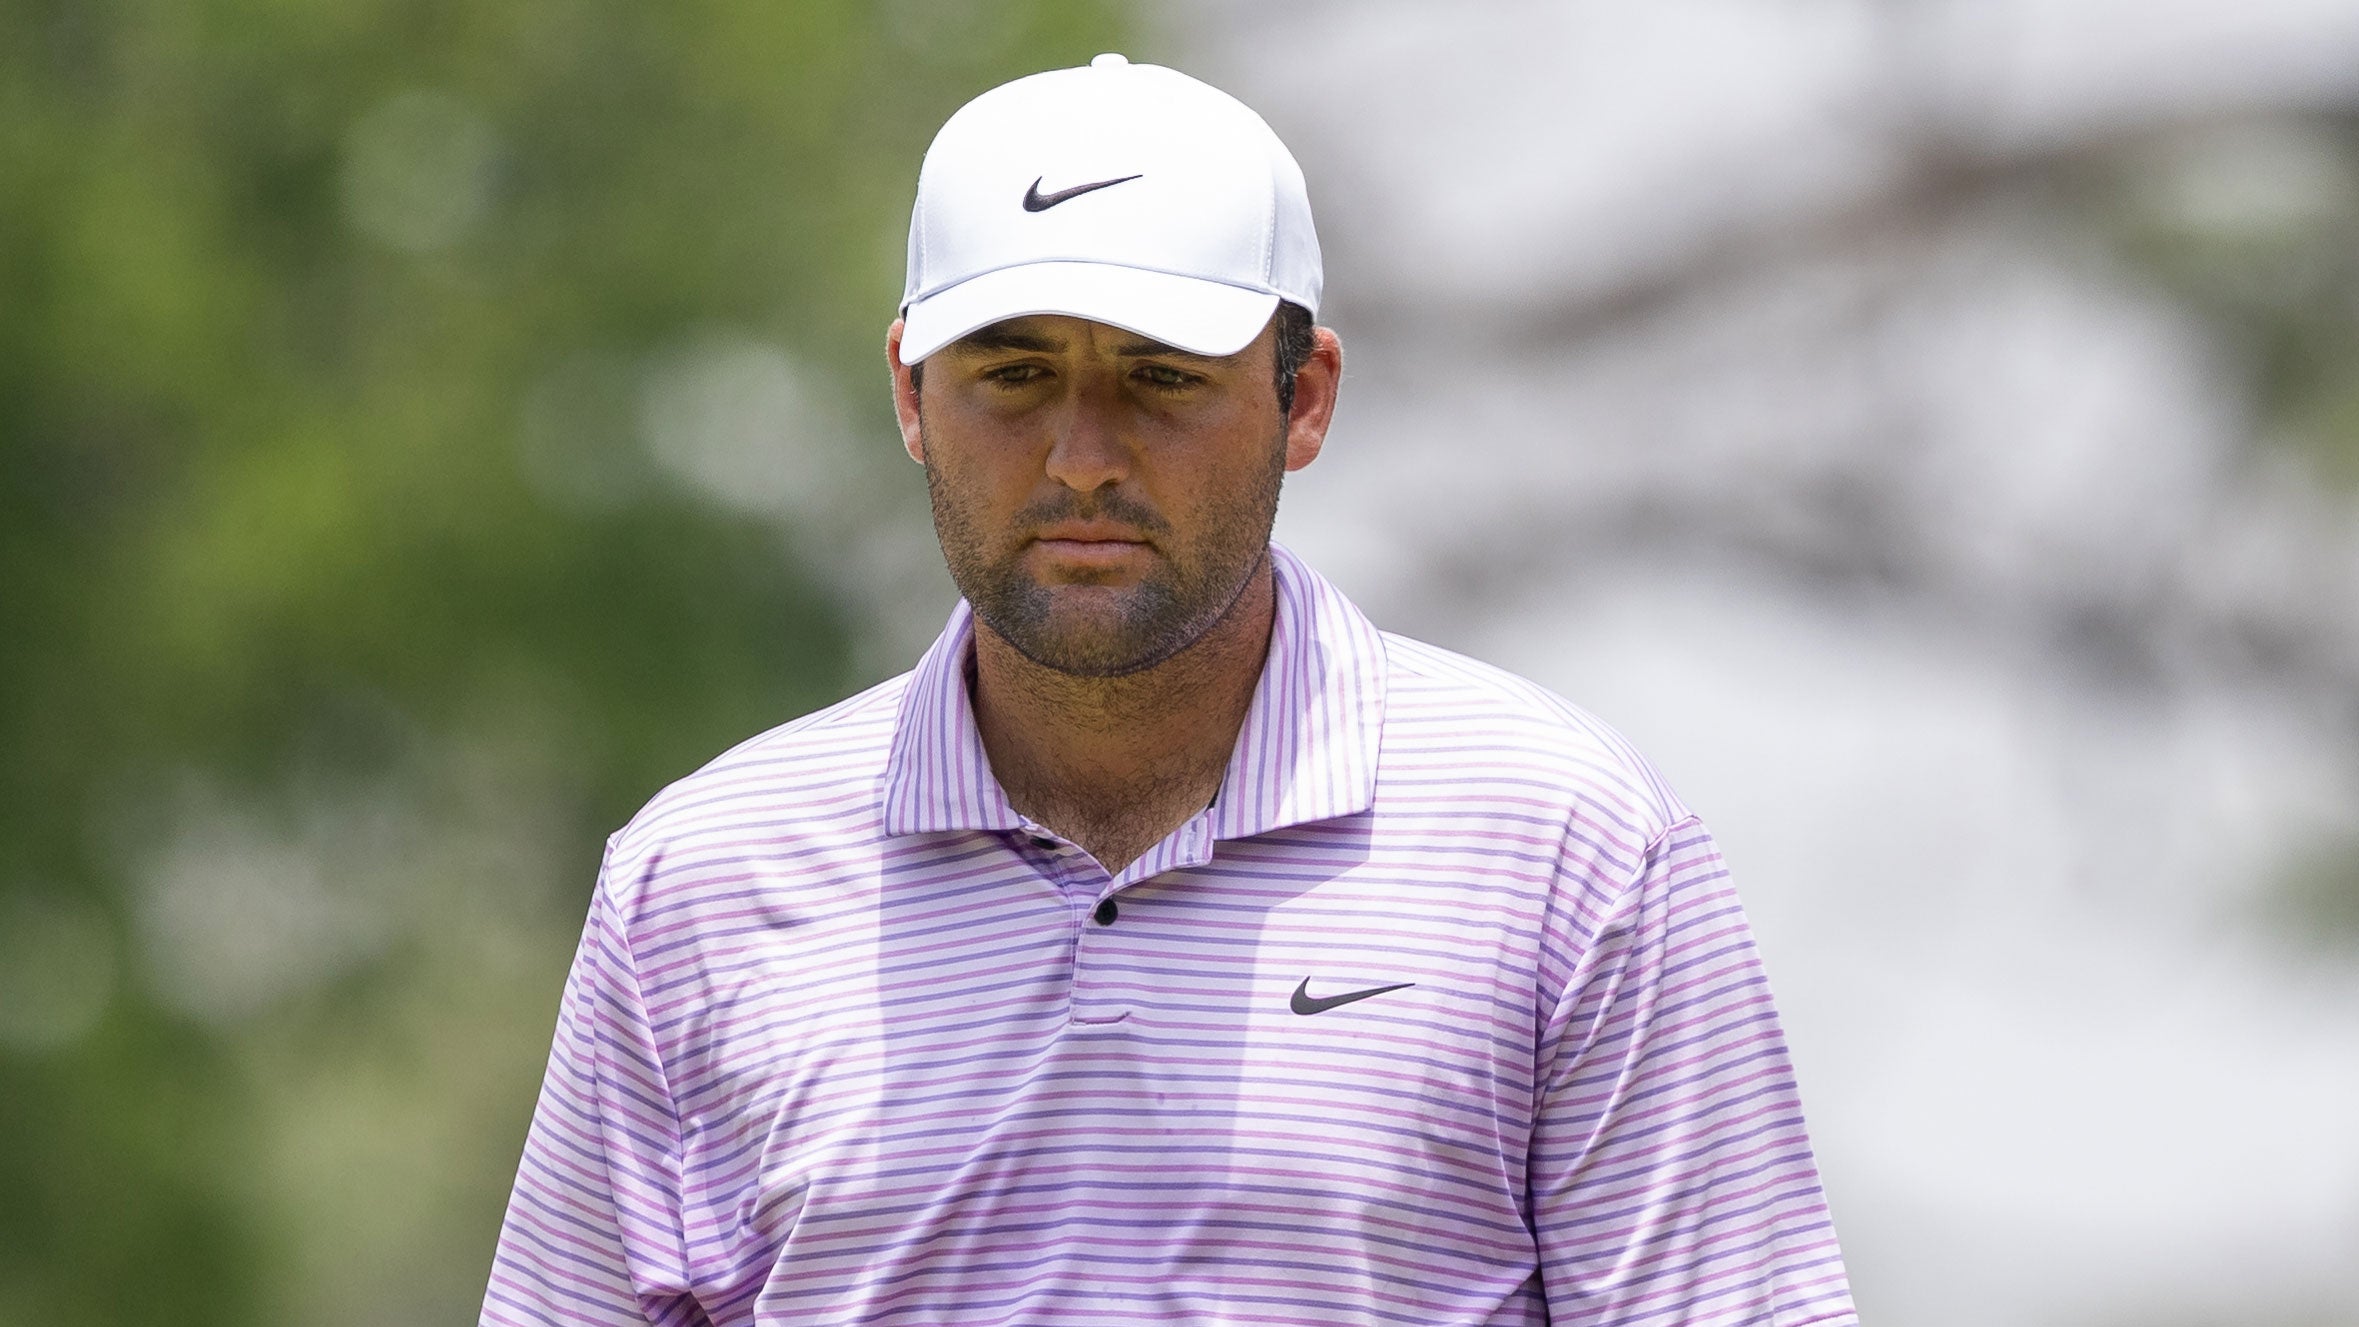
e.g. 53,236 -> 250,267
659,821 -> 1552,1311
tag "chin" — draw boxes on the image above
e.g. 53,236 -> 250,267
976,589 -> 1168,676
1010,613 -> 1168,677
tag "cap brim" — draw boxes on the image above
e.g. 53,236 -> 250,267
899,261 -> 1281,364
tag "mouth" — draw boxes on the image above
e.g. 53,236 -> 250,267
1027,524 -> 1152,572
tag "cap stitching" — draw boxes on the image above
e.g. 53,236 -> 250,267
1262,146 -> 1279,286
913,184 -> 929,302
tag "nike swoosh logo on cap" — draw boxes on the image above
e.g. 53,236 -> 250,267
1290,978 -> 1416,1016
1023,174 -> 1142,212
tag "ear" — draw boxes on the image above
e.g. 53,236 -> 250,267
887,319 -> 924,465
1282,326 -> 1344,473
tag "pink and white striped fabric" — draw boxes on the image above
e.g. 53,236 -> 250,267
483,544 -> 1856,1326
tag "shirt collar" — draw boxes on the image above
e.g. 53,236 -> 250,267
880,542 -> 1386,840
878,599 -> 1024,837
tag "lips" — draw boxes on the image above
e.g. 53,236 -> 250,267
1028,525 -> 1150,570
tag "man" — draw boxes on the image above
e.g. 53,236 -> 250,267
484,54 -> 1856,1326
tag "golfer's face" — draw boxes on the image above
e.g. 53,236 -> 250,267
905,313 -> 1290,677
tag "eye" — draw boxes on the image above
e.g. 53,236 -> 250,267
1133,364 -> 1201,392
982,363 -> 1050,388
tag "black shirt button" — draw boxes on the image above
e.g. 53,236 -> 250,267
1092,898 -> 1118,926
1028,835 -> 1057,850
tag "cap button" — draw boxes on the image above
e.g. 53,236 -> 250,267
1090,52 -> 1129,68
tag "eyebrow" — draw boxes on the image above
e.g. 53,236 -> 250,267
948,323 -> 1219,363
954,326 -> 1066,354
1110,337 -> 1216,363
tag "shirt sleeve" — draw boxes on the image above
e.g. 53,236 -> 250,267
1530,815 -> 1857,1326
482,846 -> 709,1327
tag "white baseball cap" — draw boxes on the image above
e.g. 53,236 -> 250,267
897,53 -> 1322,365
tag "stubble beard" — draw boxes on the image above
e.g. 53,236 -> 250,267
922,427 -> 1287,679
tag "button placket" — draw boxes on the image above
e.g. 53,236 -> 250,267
1068,812 -> 1223,1025
1069,873 -> 1129,1025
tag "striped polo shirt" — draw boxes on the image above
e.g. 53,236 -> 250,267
483,543 -> 1856,1326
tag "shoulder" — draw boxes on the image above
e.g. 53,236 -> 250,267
600,671 -> 912,900
1376,630 -> 1692,848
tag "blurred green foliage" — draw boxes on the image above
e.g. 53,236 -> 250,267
0,1 -> 1125,1322
2107,120 -> 2359,490
2098,121 -> 2359,941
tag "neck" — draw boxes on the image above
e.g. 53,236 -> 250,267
970,554 -> 1276,874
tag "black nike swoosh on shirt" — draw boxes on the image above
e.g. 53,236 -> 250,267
1023,174 -> 1143,212
1290,978 -> 1416,1016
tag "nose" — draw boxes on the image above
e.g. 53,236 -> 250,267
1042,375 -> 1130,493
